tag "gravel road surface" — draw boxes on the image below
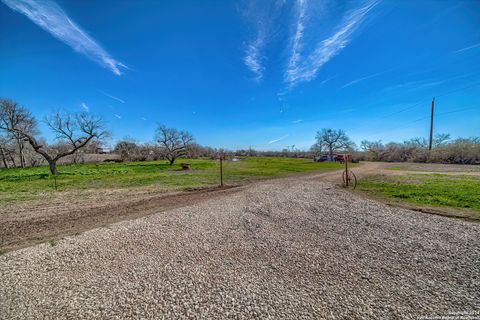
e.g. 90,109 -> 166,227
1,175 -> 479,319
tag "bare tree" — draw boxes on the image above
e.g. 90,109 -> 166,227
0,99 -> 108,175
360,140 -> 385,161
314,128 -> 354,159
310,141 -> 323,156
42,111 -> 108,173
0,135 -> 13,168
0,99 -> 36,168
433,133 -> 451,147
155,125 -> 194,165
114,139 -> 143,161
406,137 -> 428,148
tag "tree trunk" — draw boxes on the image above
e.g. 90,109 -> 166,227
169,158 -> 175,165
17,138 -> 25,168
9,153 -> 16,167
48,160 -> 58,175
0,147 -> 9,168
329,145 -> 334,160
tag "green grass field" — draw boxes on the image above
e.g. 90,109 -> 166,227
358,174 -> 480,212
0,157 -> 344,204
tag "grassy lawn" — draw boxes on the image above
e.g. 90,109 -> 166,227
385,166 -> 403,171
0,157 -> 344,204
358,174 -> 480,212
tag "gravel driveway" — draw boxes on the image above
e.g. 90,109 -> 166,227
1,175 -> 479,319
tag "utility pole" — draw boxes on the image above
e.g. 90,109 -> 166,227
428,97 -> 435,151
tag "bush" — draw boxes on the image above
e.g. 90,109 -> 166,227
360,136 -> 480,164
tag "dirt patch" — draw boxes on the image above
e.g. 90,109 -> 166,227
0,185 -> 241,252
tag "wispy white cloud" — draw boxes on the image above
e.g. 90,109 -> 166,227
140,117 -> 147,121
285,0 -> 380,89
268,134 -> 290,144
113,114 -> 122,119
453,43 -> 480,54
242,1 -> 285,82
244,36 -> 266,82
80,102 -> 89,112
292,119 -> 303,124
99,90 -> 125,103
341,70 -> 387,88
2,0 -> 126,75
286,0 -> 308,84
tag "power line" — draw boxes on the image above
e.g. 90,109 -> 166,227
351,81 -> 480,138
360,104 -> 476,141
377,80 -> 480,120
436,106 -> 477,116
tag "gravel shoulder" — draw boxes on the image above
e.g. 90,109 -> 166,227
1,172 -> 479,319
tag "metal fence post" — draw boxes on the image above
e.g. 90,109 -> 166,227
220,156 -> 224,187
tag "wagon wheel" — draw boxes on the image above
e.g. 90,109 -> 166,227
342,170 -> 357,189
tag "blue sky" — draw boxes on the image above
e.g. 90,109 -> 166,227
0,0 -> 479,150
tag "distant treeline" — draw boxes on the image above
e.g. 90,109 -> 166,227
1,102 -> 479,170
0,138 -> 315,169
113,140 -> 314,162
1,135 -> 479,169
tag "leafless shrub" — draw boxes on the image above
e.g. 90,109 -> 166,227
359,134 -> 479,164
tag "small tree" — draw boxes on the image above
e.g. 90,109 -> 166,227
360,140 -> 385,161
0,99 -> 108,175
0,99 -> 37,168
0,135 -> 15,168
310,141 -> 323,156
433,133 -> 451,148
114,139 -> 141,161
314,128 -> 354,159
155,125 -> 194,165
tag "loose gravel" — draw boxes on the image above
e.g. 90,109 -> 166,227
1,176 -> 479,319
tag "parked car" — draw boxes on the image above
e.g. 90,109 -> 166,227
313,155 -> 330,162
314,154 -> 356,163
